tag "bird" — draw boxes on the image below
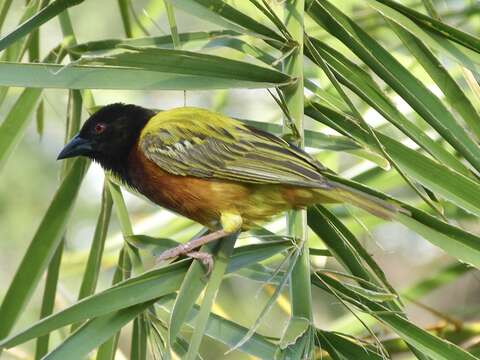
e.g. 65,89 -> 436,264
57,103 -> 398,269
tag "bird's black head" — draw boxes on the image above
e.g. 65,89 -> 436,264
57,103 -> 155,179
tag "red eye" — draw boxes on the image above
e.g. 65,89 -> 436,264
94,123 -> 106,134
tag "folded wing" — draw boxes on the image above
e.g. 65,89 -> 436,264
139,108 -> 331,189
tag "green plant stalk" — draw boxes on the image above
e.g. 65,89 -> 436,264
282,0 -> 312,321
130,314 -> 148,360
34,88 -> 83,356
167,230 -> 212,349
95,248 -> 129,360
35,98 -> 44,136
0,0 -> 13,32
185,233 -> 238,360
76,183 -> 112,299
96,181 -> 138,359
28,17 -> 40,63
117,0 -> 133,37
18,0 -> 51,63
108,181 -> 147,358
108,181 -> 133,237
421,0 -> 439,19
34,241 -> 63,360
127,0 -> 150,36
164,0 -> 181,48
58,8 -> 76,46
71,181 -> 113,332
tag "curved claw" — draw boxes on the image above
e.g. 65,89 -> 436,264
187,251 -> 214,275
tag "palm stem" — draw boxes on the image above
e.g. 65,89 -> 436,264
282,0 -> 313,356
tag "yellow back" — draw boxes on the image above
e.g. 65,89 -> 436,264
140,107 -> 245,144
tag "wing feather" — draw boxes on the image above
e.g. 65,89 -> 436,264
139,108 -> 331,188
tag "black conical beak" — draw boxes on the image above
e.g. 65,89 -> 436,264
57,134 -> 93,160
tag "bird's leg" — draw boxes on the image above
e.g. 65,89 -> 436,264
156,212 -> 243,274
156,229 -> 229,262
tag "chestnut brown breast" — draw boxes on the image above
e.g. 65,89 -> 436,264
127,146 -> 252,228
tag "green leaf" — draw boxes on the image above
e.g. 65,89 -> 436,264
314,273 -> 478,360
306,37 -> 471,176
307,205 -> 404,317
317,330 -> 383,360
168,240 -> 289,353
228,248 -> 299,354
279,317 -> 310,350
86,46 -> 291,84
227,240 -> 291,273
385,17 -> 480,139
156,296 -> 278,359
325,170 -> 480,270
0,240 -> 287,349
372,0 -> 480,53
0,0 -> 46,106
366,0 -> 480,75
0,158 -> 88,339
306,0 -> 480,173
397,214 -> 480,269
342,283 -> 397,302
44,302 -> 153,360
0,0 -> 85,51
0,261 -> 189,349
243,119 -> 360,151
308,206 -> 377,285
169,0 -> 284,42
307,103 -> 480,219
0,47 -> 291,90
68,30 -> 240,54
0,88 -> 42,171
